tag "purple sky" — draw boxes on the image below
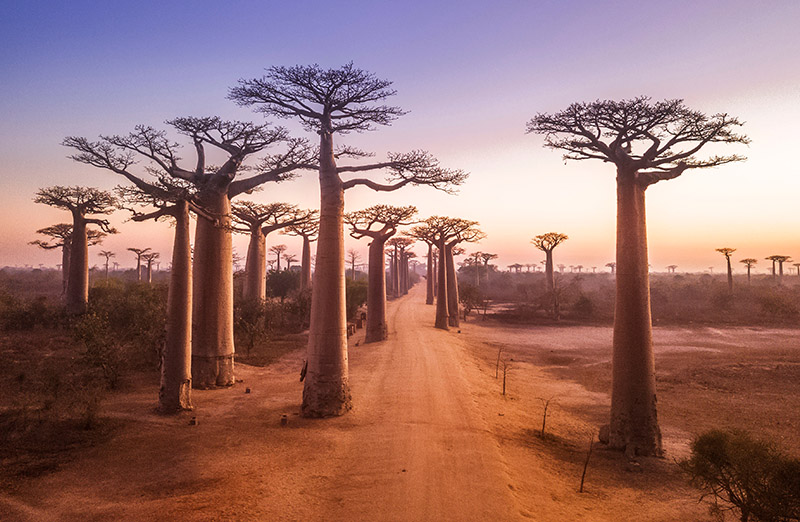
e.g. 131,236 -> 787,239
2,1 -> 799,272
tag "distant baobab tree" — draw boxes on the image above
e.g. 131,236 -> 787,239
508,263 -> 523,273
142,252 -> 160,284
666,265 -> 678,274
480,252 -> 497,285
411,217 -> 481,330
231,201 -> 309,302
557,263 -> 566,273
410,225 -> 438,305
739,258 -> 757,284
346,204 -> 416,343
30,223 -> 106,294
98,250 -> 115,279
575,265 -> 583,273
283,253 -> 297,270
127,247 -> 152,282
531,232 -> 568,295
528,96 -> 748,456
766,255 -> 791,285
445,237 -> 482,328
346,248 -> 362,281
794,263 -> 800,277
270,244 -> 288,271
606,262 -> 616,274
284,211 -> 319,292
33,186 -> 117,314
231,63 -> 467,417
716,247 -> 736,292
387,237 -> 415,297
591,266 -> 596,273
65,113 -> 315,389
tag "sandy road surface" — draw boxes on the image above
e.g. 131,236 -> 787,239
1,283 -> 524,521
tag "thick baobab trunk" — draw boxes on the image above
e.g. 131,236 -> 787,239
425,243 -> 434,305
61,244 -> 71,295
609,171 -> 662,456
243,228 -> 267,302
544,250 -> 555,293
66,217 -> 89,315
192,191 -> 235,388
747,266 -> 751,284
159,201 -> 193,413
146,262 -> 153,284
446,243 -> 460,327
401,252 -> 408,295
365,238 -> 388,343
391,247 -> 399,297
434,241 -> 449,330
302,132 -> 351,417
300,236 -> 312,291
136,256 -> 143,282
432,251 -> 438,297
726,256 -> 733,293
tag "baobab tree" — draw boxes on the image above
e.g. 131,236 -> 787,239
30,224 -> 105,293
794,263 -> 800,277
283,253 -> 298,270
33,186 -> 117,314
411,226 -> 438,305
605,262 -> 616,274
345,205 -> 417,343
767,255 -> 792,285
65,115 -> 314,389
98,250 -> 115,279
716,247 -> 736,292
346,249 -> 362,281
270,244 -> 288,271
231,201 -> 309,302
231,63 -> 467,416
63,165 -> 210,413
739,258 -> 757,284
284,212 -> 319,292
387,237 -> 414,297
128,247 -> 152,281
142,252 -> 160,284
666,265 -> 678,274
411,217 -> 481,330
532,232 -> 570,319
528,96 -> 748,456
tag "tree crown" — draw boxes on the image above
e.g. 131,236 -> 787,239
716,247 -> 736,259
345,205 -> 417,239
527,97 -> 749,186
531,232 -> 568,252
230,63 -> 405,134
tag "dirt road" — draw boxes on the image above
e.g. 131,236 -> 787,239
1,283 -> 525,521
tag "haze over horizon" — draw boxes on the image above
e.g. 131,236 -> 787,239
2,1 -> 799,273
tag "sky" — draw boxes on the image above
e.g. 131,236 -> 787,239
1,0 -> 799,273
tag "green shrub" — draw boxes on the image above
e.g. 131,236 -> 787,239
680,429 -> 800,522
87,281 -> 166,369
267,269 -> 300,301
346,278 -> 368,321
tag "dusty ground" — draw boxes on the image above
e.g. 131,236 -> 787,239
2,284 -> 798,521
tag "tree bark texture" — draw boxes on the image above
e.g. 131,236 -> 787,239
61,244 -> 71,295
726,257 -> 733,293
191,191 -> 235,388
544,250 -> 554,293
609,170 -> 662,456
159,201 -> 193,413
434,241 -> 449,330
425,244 -> 434,305
243,227 -> 267,302
446,243 -> 459,327
365,238 -> 388,343
302,132 -> 351,417
65,216 -> 88,315
300,236 -> 312,292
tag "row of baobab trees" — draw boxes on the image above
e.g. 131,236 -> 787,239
30,62 -> 750,459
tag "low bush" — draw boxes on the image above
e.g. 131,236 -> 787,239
680,429 -> 800,522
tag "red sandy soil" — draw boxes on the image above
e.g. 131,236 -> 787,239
2,283 -> 798,521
